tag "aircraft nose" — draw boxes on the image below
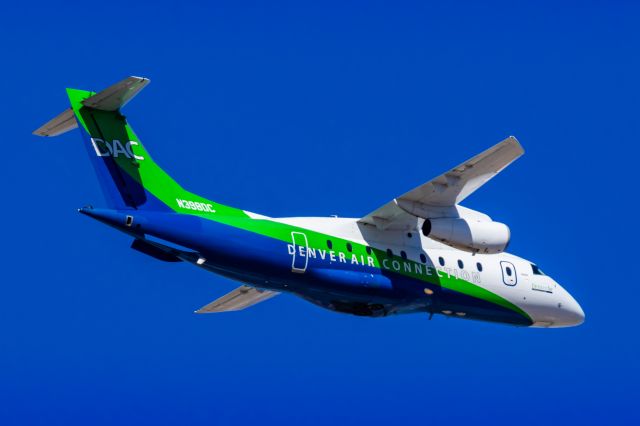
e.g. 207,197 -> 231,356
556,290 -> 585,327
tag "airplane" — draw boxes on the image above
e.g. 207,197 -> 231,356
34,76 -> 585,328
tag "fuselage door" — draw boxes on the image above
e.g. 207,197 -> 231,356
290,231 -> 309,273
500,261 -> 517,286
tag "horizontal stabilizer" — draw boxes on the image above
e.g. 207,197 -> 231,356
32,108 -> 78,137
196,286 -> 279,313
81,76 -> 149,111
33,76 -> 149,137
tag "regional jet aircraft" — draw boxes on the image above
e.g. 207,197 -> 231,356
34,77 -> 584,327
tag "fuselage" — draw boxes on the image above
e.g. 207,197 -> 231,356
85,208 -> 585,328
37,77 -> 585,328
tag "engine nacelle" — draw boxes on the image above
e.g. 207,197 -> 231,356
421,218 -> 510,254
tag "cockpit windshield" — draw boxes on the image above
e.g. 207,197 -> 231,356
531,264 -> 546,276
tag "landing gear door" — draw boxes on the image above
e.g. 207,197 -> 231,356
290,232 -> 309,273
500,261 -> 517,286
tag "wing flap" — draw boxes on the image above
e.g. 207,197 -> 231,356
195,286 -> 279,313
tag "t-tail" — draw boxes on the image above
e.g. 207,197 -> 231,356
33,76 -> 231,217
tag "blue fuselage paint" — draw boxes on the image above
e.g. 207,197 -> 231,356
80,208 -> 531,325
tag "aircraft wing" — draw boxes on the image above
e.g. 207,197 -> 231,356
195,286 -> 279,313
358,137 -> 523,230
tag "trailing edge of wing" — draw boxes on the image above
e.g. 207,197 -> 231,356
359,137 -> 524,229
195,286 -> 279,313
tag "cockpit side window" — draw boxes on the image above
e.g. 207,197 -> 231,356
531,264 -> 546,276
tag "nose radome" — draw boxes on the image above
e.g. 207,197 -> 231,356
557,290 -> 585,327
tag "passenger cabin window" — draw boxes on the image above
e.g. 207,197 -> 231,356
420,253 -> 427,263
477,262 -> 483,272
401,251 -> 407,260
531,264 -> 546,275
346,243 -> 352,252
366,246 -> 372,255
457,260 -> 464,269
438,257 -> 445,266
327,240 -> 333,249
387,249 -> 393,258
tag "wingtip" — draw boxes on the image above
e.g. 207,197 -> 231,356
129,76 -> 151,85
505,135 -> 524,154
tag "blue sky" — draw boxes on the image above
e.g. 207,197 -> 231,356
1,1 -> 638,424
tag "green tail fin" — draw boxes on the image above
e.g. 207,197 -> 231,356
35,76 -> 240,217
